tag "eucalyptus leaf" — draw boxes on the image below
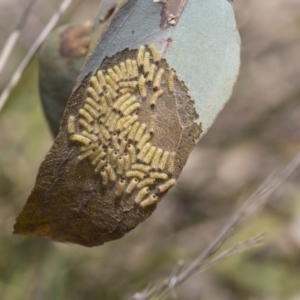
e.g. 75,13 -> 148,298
14,0 -> 240,247
39,22 -> 92,136
80,0 -> 240,134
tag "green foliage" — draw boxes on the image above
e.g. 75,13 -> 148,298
80,0 -> 240,135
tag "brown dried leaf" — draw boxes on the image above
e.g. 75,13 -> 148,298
14,45 -> 201,247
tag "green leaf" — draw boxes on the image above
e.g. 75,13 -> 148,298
79,0 -> 240,134
39,22 -> 92,136
14,0 -> 240,247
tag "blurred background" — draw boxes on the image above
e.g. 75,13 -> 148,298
1,0 -> 300,299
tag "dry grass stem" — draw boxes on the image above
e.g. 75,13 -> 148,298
0,0 -> 37,77
0,0 -> 74,112
132,152 -> 300,300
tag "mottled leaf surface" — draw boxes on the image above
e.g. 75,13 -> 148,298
14,0 -> 240,247
80,0 -> 240,134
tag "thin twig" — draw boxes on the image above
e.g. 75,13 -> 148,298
198,232 -> 265,274
92,0 -> 117,30
0,0 -> 74,112
0,0 -> 38,76
132,234 -> 265,300
155,233 -> 266,300
92,0 -> 104,30
132,152 -> 300,300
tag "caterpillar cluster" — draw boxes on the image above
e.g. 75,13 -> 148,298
68,45 -> 177,208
